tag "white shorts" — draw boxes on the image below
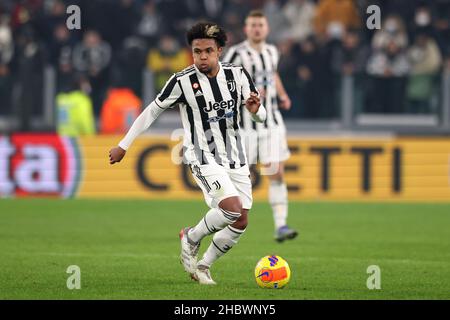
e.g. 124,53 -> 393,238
190,163 -> 253,210
244,126 -> 291,166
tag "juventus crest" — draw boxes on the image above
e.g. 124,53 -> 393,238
227,80 -> 236,92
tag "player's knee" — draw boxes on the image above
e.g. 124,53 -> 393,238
267,163 -> 284,182
232,209 -> 248,230
269,173 -> 283,183
219,196 -> 242,214
218,196 -> 243,224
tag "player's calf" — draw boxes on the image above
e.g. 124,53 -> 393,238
231,209 -> 248,230
187,197 -> 242,244
197,209 -> 248,271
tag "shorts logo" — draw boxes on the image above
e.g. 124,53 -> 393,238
212,180 -> 221,190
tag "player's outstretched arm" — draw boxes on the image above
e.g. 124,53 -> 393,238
109,74 -> 183,165
109,101 -> 165,165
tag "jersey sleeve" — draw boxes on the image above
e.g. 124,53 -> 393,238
240,66 -> 259,100
240,67 -> 266,123
154,74 -> 185,109
269,45 -> 280,71
118,74 -> 184,150
223,46 -> 242,66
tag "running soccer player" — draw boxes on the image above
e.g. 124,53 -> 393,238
223,10 -> 298,242
109,22 -> 266,285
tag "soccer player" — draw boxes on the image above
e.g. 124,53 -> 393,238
109,22 -> 266,285
223,10 -> 298,243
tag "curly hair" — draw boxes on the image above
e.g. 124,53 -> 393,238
186,22 -> 228,48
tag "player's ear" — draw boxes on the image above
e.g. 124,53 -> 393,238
217,46 -> 223,57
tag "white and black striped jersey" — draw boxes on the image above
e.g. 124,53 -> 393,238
223,40 -> 284,131
121,62 -> 265,169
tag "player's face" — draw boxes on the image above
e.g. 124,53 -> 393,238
192,39 -> 222,75
245,16 -> 269,43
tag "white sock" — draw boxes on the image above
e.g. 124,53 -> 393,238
188,208 -> 240,243
269,180 -> 288,230
198,226 -> 245,268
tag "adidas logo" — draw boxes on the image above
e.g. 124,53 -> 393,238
195,90 -> 203,97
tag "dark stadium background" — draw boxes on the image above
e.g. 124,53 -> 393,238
0,0 -> 450,300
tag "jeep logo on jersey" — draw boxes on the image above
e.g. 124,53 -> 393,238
203,99 -> 235,113
0,134 -> 81,198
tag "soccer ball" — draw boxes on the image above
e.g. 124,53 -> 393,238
254,255 -> 291,289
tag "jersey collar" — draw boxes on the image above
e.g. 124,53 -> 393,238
194,61 -> 223,80
244,40 -> 267,55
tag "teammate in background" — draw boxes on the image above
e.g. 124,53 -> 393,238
223,10 -> 298,242
109,22 -> 266,285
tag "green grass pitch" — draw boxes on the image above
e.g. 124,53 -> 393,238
0,199 -> 449,299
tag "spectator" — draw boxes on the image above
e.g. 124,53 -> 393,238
367,39 -> 410,78
13,25 -> 46,131
222,0 -> 253,45
49,23 -> 76,92
147,34 -> 191,92
376,0 -> 418,23
72,30 -> 112,115
366,39 -> 410,113
100,87 -> 141,134
314,0 -> 361,41
294,36 -> 335,118
0,14 -> 13,116
282,0 -> 316,42
406,29 -> 442,113
10,0 -> 41,31
136,0 -> 166,47
0,15 -> 13,65
332,28 -> 369,76
200,0 -> 227,22
111,36 -> 147,97
56,74 -> 96,137
38,0 -> 67,42
331,28 -> 370,113
277,39 -> 301,118
108,0 -> 140,50
433,0 -> 450,59
409,2 -> 435,41
371,15 -> 408,51
262,0 -> 290,44
157,0 -> 190,38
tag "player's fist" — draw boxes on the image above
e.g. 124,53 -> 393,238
109,146 -> 126,164
245,92 -> 260,114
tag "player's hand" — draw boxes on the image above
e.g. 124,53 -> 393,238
109,146 -> 126,164
279,94 -> 291,110
258,88 -> 266,99
245,92 -> 261,114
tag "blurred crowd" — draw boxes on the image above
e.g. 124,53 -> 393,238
0,0 -> 449,134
